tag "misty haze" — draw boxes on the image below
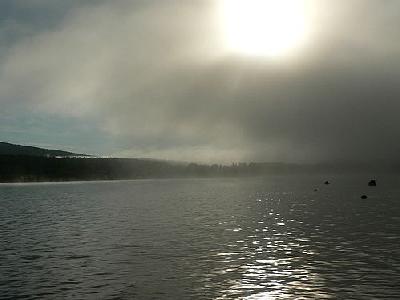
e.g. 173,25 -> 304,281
1,1 -> 399,299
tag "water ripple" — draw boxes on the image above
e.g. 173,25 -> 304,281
0,177 -> 399,299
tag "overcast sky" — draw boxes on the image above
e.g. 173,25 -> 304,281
0,0 -> 399,163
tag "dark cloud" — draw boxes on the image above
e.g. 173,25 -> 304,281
0,0 -> 399,163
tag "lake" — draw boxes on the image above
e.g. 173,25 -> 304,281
0,176 -> 399,299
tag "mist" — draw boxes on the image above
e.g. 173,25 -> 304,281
1,0 -> 399,163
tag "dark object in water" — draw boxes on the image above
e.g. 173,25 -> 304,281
314,188 -> 318,192
324,181 -> 330,185
361,195 -> 368,199
368,180 -> 377,186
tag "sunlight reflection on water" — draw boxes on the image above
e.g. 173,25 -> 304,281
211,207 -> 331,299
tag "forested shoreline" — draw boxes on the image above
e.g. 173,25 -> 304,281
0,155 -> 397,183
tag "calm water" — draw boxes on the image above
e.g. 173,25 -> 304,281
0,176 -> 399,299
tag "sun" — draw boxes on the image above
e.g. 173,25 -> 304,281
219,0 -> 311,58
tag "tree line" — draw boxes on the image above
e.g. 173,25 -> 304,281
0,155 -> 397,182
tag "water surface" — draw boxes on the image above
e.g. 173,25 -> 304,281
1,176 -> 399,299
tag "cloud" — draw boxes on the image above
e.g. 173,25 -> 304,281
1,0 -> 400,163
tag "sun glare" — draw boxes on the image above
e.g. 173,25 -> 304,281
220,0 -> 311,59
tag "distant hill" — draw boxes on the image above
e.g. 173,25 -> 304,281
0,142 -> 92,158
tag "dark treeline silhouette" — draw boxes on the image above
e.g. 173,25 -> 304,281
0,142 -> 91,158
1,155 -> 399,182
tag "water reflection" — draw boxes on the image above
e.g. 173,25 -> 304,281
207,196 -> 331,299
201,180 -> 400,299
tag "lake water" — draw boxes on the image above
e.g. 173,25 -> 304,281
0,176 -> 399,299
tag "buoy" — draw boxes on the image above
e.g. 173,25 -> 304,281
361,195 -> 368,199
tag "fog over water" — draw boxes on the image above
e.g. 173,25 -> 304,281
1,0 -> 400,163
1,2 -> 400,300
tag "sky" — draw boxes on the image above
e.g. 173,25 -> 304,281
0,0 -> 399,163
